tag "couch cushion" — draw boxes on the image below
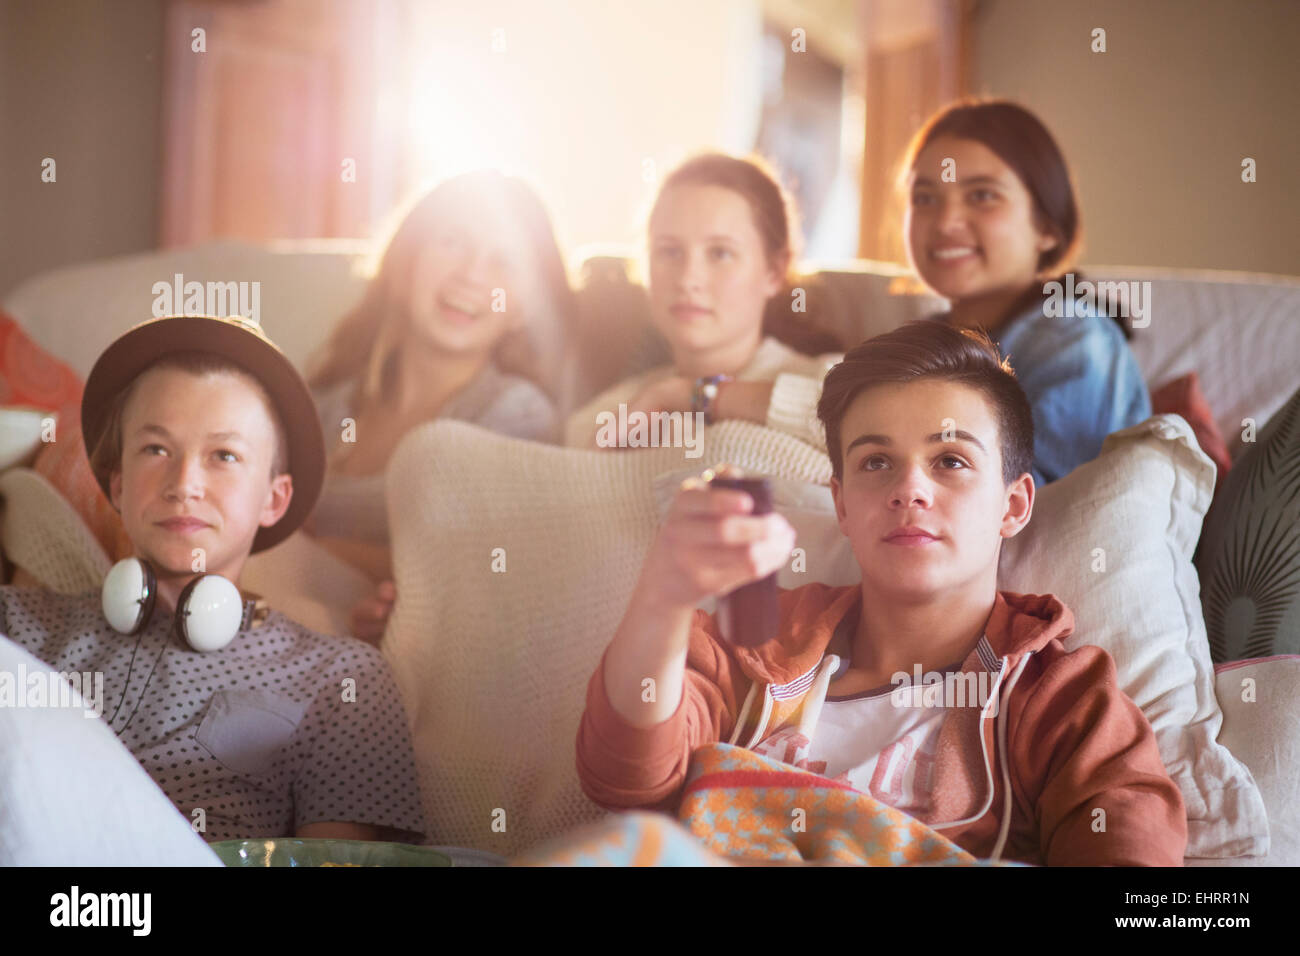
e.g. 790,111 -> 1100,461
1,239 -> 367,378
1151,370 -> 1232,485
1185,657 -> 1300,866
1000,415 -> 1266,858
0,468 -> 110,594
1092,266 -> 1300,460
1196,385 -> 1300,661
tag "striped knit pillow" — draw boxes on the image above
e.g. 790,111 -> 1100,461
1196,386 -> 1300,661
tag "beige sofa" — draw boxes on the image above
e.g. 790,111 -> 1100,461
4,240 -> 1298,865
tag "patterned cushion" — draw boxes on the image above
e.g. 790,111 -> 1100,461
1196,386 -> 1300,661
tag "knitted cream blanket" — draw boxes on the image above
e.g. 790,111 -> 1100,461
383,419 -> 831,856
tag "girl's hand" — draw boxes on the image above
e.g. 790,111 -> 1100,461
628,377 -> 776,426
349,580 -> 396,646
592,376 -> 693,450
628,376 -> 694,417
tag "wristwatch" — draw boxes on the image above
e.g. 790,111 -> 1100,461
691,374 -> 732,425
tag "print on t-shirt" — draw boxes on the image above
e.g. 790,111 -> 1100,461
752,691 -> 946,818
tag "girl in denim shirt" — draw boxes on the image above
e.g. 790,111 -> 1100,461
900,99 -> 1151,486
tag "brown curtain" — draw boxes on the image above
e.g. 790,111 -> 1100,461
857,0 -> 973,264
158,0 -> 417,246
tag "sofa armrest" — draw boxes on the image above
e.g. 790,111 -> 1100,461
1187,656 -> 1300,865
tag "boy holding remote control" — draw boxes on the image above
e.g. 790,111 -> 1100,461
576,320 -> 1186,866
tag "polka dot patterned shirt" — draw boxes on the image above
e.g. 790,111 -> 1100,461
0,585 -> 428,844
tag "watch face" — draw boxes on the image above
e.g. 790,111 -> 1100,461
693,375 -> 731,422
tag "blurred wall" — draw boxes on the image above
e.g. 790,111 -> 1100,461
2,0 -> 1294,301
387,0 -> 766,261
0,0 -> 766,297
0,0 -> 164,300
970,0 -> 1299,276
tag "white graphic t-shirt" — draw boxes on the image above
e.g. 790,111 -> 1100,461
751,606 -> 971,819
809,682 -> 949,817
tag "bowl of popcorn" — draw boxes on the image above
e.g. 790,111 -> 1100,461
211,838 -> 452,867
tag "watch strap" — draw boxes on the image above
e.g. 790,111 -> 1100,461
692,374 -> 732,425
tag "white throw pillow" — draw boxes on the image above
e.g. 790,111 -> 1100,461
0,635 -> 222,866
1001,415 -> 1267,858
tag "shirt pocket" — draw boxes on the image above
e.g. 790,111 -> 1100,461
194,689 -> 310,777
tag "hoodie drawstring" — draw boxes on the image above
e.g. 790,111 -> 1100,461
745,687 -> 774,749
990,653 -> 1033,862
727,682 -> 759,746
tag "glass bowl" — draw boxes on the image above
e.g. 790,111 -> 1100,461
210,838 -> 453,867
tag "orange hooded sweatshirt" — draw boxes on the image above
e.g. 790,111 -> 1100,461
576,583 -> 1187,866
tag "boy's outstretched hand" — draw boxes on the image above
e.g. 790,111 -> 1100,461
350,579 -> 396,646
641,468 -> 796,610
603,466 -> 796,728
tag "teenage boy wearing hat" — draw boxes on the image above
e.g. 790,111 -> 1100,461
0,314 -> 428,844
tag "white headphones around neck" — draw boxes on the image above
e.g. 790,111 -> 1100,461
101,557 -> 251,653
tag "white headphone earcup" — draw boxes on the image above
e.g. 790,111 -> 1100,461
177,575 -> 243,652
102,558 -> 154,634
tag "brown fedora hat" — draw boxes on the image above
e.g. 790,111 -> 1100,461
81,314 -> 325,553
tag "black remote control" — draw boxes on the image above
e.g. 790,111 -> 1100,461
710,473 -> 780,648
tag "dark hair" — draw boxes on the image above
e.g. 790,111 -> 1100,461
901,99 -> 1131,339
816,320 -> 1034,486
651,153 -> 844,355
903,99 -> 1079,276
